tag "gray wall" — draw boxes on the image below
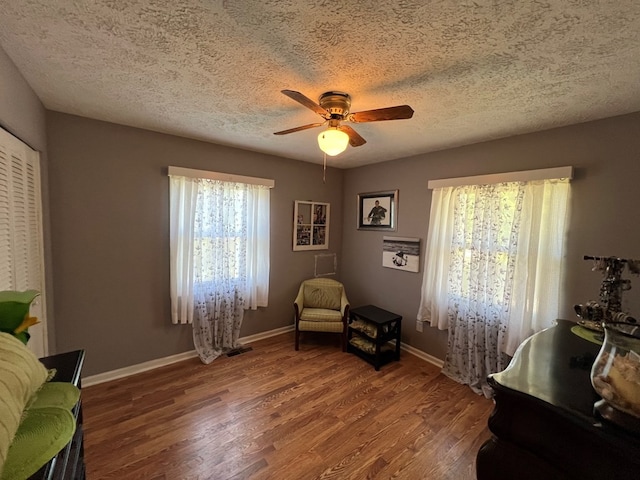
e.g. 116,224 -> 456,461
4,43 -> 640,375
46,112 -> 344,376
0,46 -> 57,352
0,48 -> 46,147
341,112 -> 640,360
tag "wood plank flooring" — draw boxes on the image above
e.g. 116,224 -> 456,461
82,332 -> 494,479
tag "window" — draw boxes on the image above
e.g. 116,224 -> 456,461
417,167 -> 572,395
0,127 -> 47,357
195,184 -> 252,283
168,167 -> 273,325
447,183 -> 522,312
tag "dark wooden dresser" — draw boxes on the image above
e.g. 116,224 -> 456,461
476,320 -> 640,479
30,350 -> 86,480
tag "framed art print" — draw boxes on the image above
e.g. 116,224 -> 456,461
357,190 -> 397,231
293,200 -> 329,251
382,236 -> 420,272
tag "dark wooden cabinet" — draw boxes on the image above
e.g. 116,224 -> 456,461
30,350 -> 86,480
476,320 -> 640,480
347,305 -> 402,370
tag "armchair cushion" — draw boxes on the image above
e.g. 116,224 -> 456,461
303,284 -> 342,310
0,333 -> 48,472
299,308 -> 343,323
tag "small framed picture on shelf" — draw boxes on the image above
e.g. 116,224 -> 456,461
357,190 -> 398,231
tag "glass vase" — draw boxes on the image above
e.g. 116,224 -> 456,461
591,322 -> 640,431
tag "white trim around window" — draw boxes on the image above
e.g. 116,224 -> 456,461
427,166 -> 573,189
168,166 -> 275,188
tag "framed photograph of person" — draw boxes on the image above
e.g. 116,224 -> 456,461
357,190 -> 398,231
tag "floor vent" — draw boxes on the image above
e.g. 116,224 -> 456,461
227,346 -> 253,357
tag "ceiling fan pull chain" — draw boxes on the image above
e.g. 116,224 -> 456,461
323,152 -> 327,184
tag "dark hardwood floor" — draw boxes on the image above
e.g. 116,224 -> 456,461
82,332 -> 493,479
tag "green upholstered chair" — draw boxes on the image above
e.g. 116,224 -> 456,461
293,278 -> 350,351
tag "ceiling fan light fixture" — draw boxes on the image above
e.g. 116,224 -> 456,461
317,128 -> 349,156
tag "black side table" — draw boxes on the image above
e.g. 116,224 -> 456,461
348,305 -> 402,370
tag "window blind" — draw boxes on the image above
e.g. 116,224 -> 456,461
0,127 -> 47,356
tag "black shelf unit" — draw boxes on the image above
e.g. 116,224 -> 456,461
347,305 -> 402,370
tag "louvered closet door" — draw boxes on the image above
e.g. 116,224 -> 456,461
0,127 -> 47,357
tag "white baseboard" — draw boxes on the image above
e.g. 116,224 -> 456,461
401,342 -> 445,368
82,324 -> 443,386
83,324 -> 295,387
82,350 -> 199,387
239,324 -> 294,343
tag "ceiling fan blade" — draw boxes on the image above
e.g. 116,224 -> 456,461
339,125 -> 367,147
281,90 -> 328,116
349,105 -> 414,123
274,122 -> 325,135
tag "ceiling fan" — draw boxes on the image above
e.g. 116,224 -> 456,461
274,90 -> 414,156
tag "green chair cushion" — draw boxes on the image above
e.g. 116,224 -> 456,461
1,407 -> 75,480
304,284 -> 342,310
298,320 -> 345,333
30,382 -> 80,411
0,332 -> 80,480
0,333 -> 48,472
299,307 -> 343,323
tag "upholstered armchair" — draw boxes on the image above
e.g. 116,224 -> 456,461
293,278 -> 350,351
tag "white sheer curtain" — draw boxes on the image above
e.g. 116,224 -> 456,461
169,171 -> 270,364
417,175 -> 570,396
169,175 -> 198,324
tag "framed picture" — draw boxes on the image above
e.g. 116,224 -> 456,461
293,200 -> 330,251
357,190 -> 398,231
382,236 -> 420,273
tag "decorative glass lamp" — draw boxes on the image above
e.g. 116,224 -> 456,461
317,128 -> 349,156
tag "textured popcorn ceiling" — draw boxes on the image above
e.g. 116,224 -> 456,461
1,1 -> 639,168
